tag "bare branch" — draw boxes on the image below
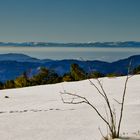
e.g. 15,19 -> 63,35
60,91 -> 113,133
104,106 -> 109,138
113,98 -> 122,105
97,79 -> 116,135
98,127 -> 107,140
89,79 -> 105,98
117,60 -> 132,137
61,95 -> 87,104
80,58 -> 116,136
117,74 -> 129,137
60,91 -> 88,102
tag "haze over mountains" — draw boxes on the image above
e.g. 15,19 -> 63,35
0,41 -> 140,47
0,53 -> 140,82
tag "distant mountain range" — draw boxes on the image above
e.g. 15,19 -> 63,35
0,53 -> 140,82
0,41 -> 140,47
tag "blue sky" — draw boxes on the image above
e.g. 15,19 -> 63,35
0,0 -> 140,42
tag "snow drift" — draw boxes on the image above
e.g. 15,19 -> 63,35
0,75 -> 140,140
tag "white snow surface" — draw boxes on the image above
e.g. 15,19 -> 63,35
0,75 -> 140,140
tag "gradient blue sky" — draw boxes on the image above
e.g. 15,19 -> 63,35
0,0 -> 140,42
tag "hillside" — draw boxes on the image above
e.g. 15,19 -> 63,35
0,75 -> 140,140
0,54 -> 140,82
0,53 -> 40,62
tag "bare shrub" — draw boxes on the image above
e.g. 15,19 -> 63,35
60,62 -> 132,139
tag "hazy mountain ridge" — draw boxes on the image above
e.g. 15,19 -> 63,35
0,53 -> 52,63
0,41 -> 140,47
0,53 -> 140,82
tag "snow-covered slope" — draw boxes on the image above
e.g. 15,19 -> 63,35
0,75 -> 140,140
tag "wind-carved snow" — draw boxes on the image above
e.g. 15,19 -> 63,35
0,75 -> 140,140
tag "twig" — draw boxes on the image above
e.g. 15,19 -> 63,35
60,91 -> 113,132
117,60 -> 132,137
113,98 -> 122,105
98,127 -> 107,140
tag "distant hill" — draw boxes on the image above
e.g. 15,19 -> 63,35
0,53 -> 51,63
0,61 -> 41,82
42,55 -> 140,75
0,41 -> 140,47
0,53 -> 40,62
0,53 -> 140,82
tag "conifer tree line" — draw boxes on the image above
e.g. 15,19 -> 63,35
0,63 -> 140,89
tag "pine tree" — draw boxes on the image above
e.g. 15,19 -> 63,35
70,63 -> 86,81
